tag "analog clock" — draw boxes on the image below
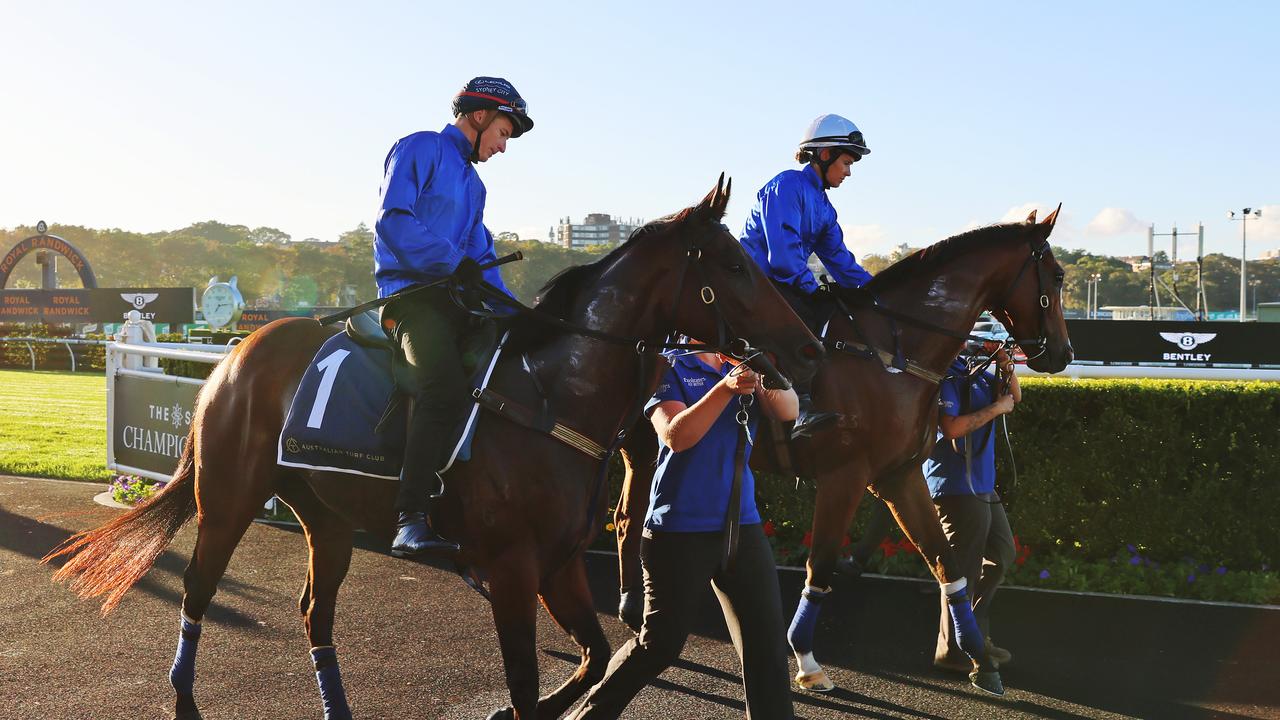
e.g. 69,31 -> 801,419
201,276 -> 245,330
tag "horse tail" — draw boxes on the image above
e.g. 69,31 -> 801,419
43,425 -> 198,616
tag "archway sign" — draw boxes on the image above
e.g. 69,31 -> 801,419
0,224 -> 98,289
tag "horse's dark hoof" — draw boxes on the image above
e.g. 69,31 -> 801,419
172,710 -> 203,720
969,669 -> 1005,696
486,707 -> 515,720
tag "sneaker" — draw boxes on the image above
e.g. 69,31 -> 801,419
985,638 -> 1013,665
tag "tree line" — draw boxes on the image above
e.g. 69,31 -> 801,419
1,222 -> 1275,315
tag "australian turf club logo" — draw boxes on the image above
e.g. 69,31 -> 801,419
1159,331 -> 1217,362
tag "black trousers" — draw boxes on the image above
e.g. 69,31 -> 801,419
569,525 -> 794,720
772,281 -> 833,397
380,286 -> 472,513
934,493 -> 1016,661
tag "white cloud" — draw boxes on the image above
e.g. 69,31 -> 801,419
999,202 -> 1048,224
841,223 -> 887,256
1086,208 -> 1147,236
1245,205 -> 1280,244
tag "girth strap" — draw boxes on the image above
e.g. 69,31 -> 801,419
828,339 -> 944,384
471,387 -> 609,460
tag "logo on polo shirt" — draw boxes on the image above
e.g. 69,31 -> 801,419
683,376 -> 707,387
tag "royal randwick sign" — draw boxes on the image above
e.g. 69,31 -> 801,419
0,288 -> 194,323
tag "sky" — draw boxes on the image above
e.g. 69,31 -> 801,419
2,1 -> 1277,262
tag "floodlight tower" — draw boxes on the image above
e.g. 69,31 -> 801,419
1229,208 -> 1262,322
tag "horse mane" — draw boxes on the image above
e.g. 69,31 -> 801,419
867,222 -> 1027,291
506,209 -> 693,351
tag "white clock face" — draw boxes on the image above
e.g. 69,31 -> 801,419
202,284 -> 238,328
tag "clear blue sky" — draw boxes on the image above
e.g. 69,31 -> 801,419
2,1 -> 1276,260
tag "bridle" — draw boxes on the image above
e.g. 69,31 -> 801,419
991,234 -> 1060,362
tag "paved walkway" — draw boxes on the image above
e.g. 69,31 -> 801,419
2,476 -> 1277,719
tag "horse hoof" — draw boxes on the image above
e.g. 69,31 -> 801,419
969,669 -> 1005,696
794,669 -> 835,693
486,707 -> 515,720
172,710 -> 203,720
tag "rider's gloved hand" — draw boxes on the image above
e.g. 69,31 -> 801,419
453,256 -> 485,287
838,284 -> 877,307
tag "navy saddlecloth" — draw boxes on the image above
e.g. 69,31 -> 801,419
278,333 -> 406,479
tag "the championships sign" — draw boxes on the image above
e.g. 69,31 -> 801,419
110,374 -> 199,477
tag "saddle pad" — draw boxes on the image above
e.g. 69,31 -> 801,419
277,331 -> 506,479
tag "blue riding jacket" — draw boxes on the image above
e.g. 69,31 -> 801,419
373,124 -> 514,302
739,165 -> 873,295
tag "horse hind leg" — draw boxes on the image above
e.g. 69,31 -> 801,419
533,556 -> 611,718
276,478 -> 356,720
170,462 -> 275,718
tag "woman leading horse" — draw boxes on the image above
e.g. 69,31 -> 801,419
44,177 -> 823,720
615,208 -> 1073,697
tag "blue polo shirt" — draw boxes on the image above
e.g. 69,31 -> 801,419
643,354 -> 761,533
924,359 -> 998,497
739,165 -> 873,294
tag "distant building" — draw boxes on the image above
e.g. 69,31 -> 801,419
1262,248 -> 1280,260
552,214 -> 644,250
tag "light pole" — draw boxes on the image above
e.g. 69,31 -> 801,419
1251,279 -> 1261,319
1090,273 -> 1102,318
1229,208 -> 1262,322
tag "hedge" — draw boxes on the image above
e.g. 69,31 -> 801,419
607,378 -> 1280,577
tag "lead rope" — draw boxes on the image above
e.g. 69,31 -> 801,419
720,391 -> 753,575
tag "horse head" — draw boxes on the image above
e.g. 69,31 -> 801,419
654,173 -> 824,385
988,205 -> 1073,373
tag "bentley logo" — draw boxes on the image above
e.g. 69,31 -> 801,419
1159,332 -> 1217,351
120,292 -> 160,309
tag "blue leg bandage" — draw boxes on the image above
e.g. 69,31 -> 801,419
311,646 -> 352,720
787,585 -> 829,655
947,587 -> 985,660
169,615 -> 201,696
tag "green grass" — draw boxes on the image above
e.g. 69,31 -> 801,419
0,369 -> 112,481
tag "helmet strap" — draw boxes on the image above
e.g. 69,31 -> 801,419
813,150 -> 836,189
466,110 -> 498,164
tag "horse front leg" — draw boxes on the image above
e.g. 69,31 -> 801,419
615,433 -> 656,633
486,547 -> 542,720
534,555 -> 612,718
788,465 -> 868,692
876,468 -> 1004,696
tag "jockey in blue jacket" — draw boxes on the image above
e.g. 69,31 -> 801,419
739,113 -> 873,437
374,76 -> 532,557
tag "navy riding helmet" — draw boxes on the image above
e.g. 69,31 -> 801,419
452,76 -> 534,137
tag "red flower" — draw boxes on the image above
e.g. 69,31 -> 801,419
763,520 -> 776,537
879,537 -> 899,558
897,538 -> 918,555
841,535 -> 851,548
802,531 -> 813,548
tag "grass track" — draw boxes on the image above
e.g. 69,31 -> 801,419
0,369 -> 111,481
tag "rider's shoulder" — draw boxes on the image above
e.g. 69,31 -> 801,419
764,168 -> 816,196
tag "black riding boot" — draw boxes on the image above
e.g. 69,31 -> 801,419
791,380 -> 839,439
392,471 -> 459,557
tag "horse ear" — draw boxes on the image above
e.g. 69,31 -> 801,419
1042,203 -> 1062,228
699,173 -> 730,221
1025,209 -> 1038,224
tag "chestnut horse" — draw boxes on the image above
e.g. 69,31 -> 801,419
614,209 -> 1072,695
45,178 -> 823,720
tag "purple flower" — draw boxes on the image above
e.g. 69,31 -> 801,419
1126,544 -> 1137,554
1129,555 -> 1141,566
1215,566 -> 1227,576
1187,574 -> 1196,583
1038,569 -> 1050,579
1197,563 -> 1210,574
